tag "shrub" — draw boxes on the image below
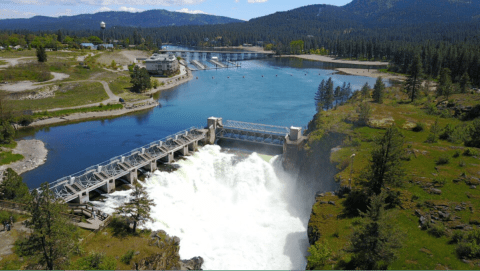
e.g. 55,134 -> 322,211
120,250 -> 135,264
412,122 -> 425,132
343,189 -> 370,217
463,148 -> 479,157
432,178 -> 447,187
73,251 -> 117,270
426,103 -> 438,115
435,155 -> 450,165
453,150 -> 460,158
450,230 -> 465,244
307,241 -> 332,269
455,229 -> 480,259
428,223 -> 447,237
459,160 -> 466,167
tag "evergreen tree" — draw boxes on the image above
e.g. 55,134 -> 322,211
130,66 -> 151,93
314,79 -> 326,111
363,126 -> 405,195
19,182 -> 79,270
426,118 -> 440,143
115,182 -> 156,233
465,119 -> 480,148
334,86 -> 342,105
361,82 -> 370,101
349,192 -> 403,270
459,71 -> 471,93
341,82 -> 352,103
0,119 -> 15,144
36,45 -> 47,62
405,53 -> 423,102
0,168 -> 30,202
437,68 -> 453,100
56,30 -> 62,43
373,76 -> 385,104
325,77 -> 334,110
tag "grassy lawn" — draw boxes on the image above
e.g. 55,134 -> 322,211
33,104 -> 123,119
308,86 -> 480,269
0,60 -> 7,65
8,81 -> 108,111
109,75 -> 150,102
0,62 -> 52,82
0,141 -> 17,149
0,151 -> 24,165
0,50 -> 36,58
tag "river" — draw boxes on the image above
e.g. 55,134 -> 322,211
17,53 -> 387,269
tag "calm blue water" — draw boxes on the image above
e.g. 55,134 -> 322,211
19,57 -> 388,188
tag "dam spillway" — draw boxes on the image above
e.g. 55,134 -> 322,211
35,118 -> 305,204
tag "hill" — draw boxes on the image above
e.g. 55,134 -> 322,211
301,82 -> 480,269
0,10 -> 242,31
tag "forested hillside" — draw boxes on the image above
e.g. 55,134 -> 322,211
0,10 -> 242,31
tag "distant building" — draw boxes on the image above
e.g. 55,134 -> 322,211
80,43 -> 96,49
0,46 -> 4,50
145,53 -> 179,75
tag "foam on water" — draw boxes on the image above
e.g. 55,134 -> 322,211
93,145 -> 311,269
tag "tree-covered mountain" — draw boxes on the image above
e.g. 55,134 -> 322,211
0,10 -> 242,31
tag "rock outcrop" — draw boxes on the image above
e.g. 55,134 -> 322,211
133,230 -> 203,270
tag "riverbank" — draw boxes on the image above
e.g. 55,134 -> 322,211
26,99 -> 159,128
335,68 -> 406,81
279,54 -> 388,66
147,64 -> 193,94
0,139 -> 48,175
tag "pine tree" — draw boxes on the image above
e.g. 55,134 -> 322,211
20,182 -> 79,270
115,182 -> 156,233
437,68 -> 453,100
426,118 -> 440,143
459,72 -> 471,93
334,86 -> 342,105
349,192 -> 403,270
363,126 -> 405,195
465,119 -> 480,148
341,82 -> 352,103
373,76 -> 385,104
361,82 -> 370,101
325,77 -> 334,110
314,79 -> 326,111
36,46 -> 47,63
405,53 -> 423,102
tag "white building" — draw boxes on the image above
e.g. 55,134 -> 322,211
145,53 -> 179,75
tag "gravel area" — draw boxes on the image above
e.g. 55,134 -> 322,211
0,140 -> 48,175
0,72 -> 70,92
0,220 -> 31,261
335,68 -> 406,81
280,54 -> 389,66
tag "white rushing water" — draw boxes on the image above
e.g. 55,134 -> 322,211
93,145 -> 312,269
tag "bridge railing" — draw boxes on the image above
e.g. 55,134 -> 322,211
222,120 -> 290,136
36,126 -> 205,194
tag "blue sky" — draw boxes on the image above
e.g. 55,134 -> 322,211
0,0 -> 352,20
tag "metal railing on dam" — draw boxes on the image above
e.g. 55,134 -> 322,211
39,127 -> 207,203
216,120 -> 290,146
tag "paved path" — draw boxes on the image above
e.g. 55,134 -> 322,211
0,221 -> 32,261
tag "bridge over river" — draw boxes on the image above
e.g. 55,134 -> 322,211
162,50 -> 274,61
33,117 -> 305,205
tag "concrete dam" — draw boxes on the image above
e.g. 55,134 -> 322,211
35,117 -> 306,204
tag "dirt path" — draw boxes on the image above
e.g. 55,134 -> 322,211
76,52 -> 95,62
0,220 -> 32,262
0,140 -> 47,175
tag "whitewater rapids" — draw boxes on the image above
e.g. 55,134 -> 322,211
93,145 -> 312,269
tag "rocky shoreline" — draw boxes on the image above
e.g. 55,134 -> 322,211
0,139 -> 48,176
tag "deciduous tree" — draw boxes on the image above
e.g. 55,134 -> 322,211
130,66 -> 151,93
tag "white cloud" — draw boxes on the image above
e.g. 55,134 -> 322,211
9,0 -> 206,6
119,6 -> 143,12
175,8 -> 208,14
247,0 -> 267,3
0,8 -> 36,18
95,6 -> 113,12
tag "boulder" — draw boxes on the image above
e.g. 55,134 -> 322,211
430,188 -> 442,195
179,257 -> 204,270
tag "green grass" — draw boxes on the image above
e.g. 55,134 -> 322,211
8,81 -> 108,111
0,49 -> 36,58
0,62 -> 52,82
109,75 -> 150,102
0,141 -> 17,149
33,104 -> 123,119
0,60 -> 7,65
0,151 -> 24,165
307,87 -> 480,269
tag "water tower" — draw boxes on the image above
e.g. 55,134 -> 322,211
100,21 -> 106,45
